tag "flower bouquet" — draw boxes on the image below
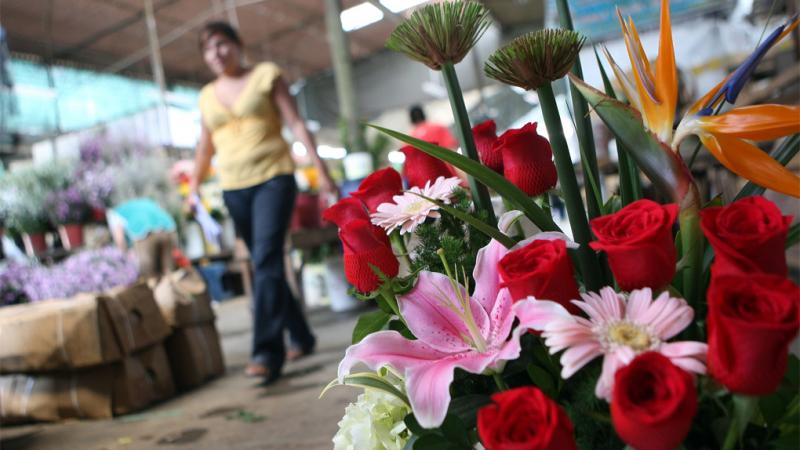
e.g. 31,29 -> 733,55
322,2 -> 799,449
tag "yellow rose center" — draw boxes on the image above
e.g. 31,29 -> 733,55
607,322 -> 652,351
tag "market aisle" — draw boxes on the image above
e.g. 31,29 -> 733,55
0,298 -> 361,450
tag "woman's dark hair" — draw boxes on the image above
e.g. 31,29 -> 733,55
199,21 -> 243,49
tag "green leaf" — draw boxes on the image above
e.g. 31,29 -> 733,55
409,192 -> 515,248
569,75 -> 692,204
448,395 -> 492,429
603,195 -> 622,215
388,319 -> 416,340
439,414 -> 471,448
352,309 -> 392,344
735,134 -> 800,200
593,46 -> 642,205
787,223 -> 800,249
412,434 -> 461,450
527,363 -> 558,399
368,124 -> 560,233
404,413 -> 430,436
320,372 -> 410,407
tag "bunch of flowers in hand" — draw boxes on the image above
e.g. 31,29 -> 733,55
321,2 -> 800,450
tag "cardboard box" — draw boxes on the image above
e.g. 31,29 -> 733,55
113,343 -> 175,415
165,323 -> 225,390
0,295 -> 121,373
152,269 -> 215,327
0,367 -> 114,423
0,343 -> 176,423
102,283 -> 171,355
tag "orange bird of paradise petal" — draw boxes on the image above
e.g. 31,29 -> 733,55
614,0 -> 677,143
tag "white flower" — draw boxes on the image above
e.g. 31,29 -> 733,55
370,176 -> 461,235
332,388 -> 411,450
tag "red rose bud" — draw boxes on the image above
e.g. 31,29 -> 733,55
498,239 -> 581,313
590,199 -> 679,291
340,219 -> 398,293
700,196 -> 792,276
497,122 -> 557,196
472,119 -> 502,172
322,197 -> 369,229
351,167 -> 403,214
478,386 -> 577,450
707,272 -> 800,395
612,352 -> 697,450
400,144 -> 455,188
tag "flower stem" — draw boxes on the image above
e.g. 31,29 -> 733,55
722,395 -> 759,450
492,372 -> 509,391
554,0 -> 602,220
441,62 -> 497,226
379,288 -> 407,328
537,82 -> 603,291
678,187 -> 703,307
390,231 -> 413,269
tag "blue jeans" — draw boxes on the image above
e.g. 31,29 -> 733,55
223,175 -> 315,377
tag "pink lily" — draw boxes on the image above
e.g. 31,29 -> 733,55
338,238 -> 533,428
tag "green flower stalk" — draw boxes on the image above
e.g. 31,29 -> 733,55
554,0 -> 603,220
387,1 -> 496,225
485,29 -> 603,291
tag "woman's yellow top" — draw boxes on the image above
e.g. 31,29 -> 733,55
199,62 -> 295,190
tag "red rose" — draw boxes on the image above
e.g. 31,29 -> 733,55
700,196 -> 792,276
706,272 -> 800,395
611,352 -> 697,450
340,219 -> 398,293
351,167 -> 403,214
589,199 -> 678,291
322,197 -> 369,228
498,238 -> 580,313
400,144 -> 455,188
472,119 -> 501,172
478,386 -> 577,450
497,122 -> 557,196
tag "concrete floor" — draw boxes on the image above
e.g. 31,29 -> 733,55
0,298 -> 363,450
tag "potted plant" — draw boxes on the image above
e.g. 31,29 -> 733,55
0,166 -> 55,256
46,185 -> 92,250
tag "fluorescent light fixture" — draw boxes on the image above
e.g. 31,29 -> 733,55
292,142 -> 308,157
318,145 -> 348,159
341,2 -> 383,32
387,150 -> 406,164
380,0 -> 427,13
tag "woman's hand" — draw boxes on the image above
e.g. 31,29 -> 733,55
318,172 -> 340,207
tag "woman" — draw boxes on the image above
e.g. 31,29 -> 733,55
191,22 -> 336,383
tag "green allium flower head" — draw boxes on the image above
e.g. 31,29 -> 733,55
484,29 -> 586,90
386,1 -> 491,70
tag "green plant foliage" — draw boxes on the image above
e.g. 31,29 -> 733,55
410,189 -> 489,282
484,29 -> 586,91
386,1 -> 490,70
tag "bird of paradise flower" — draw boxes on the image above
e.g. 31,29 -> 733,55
600,0 -> 800,198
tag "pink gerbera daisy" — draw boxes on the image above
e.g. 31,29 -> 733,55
371,176 -> 461,235
514,287 -> 707,400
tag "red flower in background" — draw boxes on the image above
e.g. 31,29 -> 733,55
400,144 -> 455,188
478,386 -> 577,450
340,219 -> 398,293
590,199 -> 679,291
472,119 -> 502,172
700,196 -> 792,276
497,122 -> 557,196
322,197 -> 368,228
706,272 -> 800,395
498,238 -> 580,313
351,167 -> 403,213
611,352 -> 697,450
